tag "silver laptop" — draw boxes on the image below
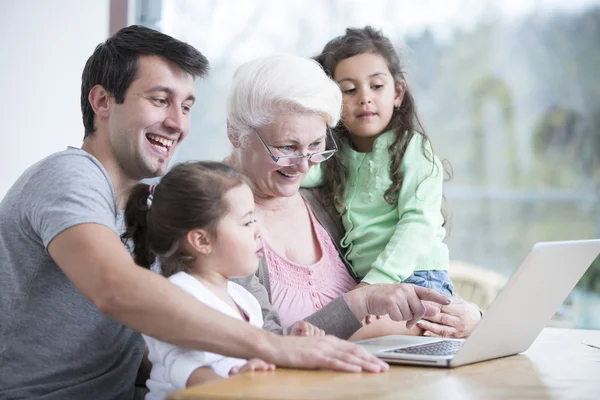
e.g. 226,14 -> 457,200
356,239 -> 600,368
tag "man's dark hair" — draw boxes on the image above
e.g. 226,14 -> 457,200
81,25 -> 209,139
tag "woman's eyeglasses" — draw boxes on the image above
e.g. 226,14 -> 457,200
253,126 -> 338,167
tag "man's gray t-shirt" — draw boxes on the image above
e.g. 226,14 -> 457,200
0,148 -> 145,399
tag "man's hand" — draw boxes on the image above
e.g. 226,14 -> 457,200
268,335 -> 389,373
230,358 -> 275,376
345,283 -> 449,329
289,321 -> 325,337
416,298 -> 482,338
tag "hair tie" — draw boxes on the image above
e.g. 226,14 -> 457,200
147,184 -> 156,207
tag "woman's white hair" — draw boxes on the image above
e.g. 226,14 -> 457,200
227,54 -> 342,140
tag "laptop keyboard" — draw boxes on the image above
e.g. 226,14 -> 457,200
385,340 -> 464,356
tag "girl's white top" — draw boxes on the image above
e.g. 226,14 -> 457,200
143,271 -> 264,400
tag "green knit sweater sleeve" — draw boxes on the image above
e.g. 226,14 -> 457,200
362,134 -> 444,284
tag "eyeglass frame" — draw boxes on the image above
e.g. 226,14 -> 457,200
251,126 -> 338,166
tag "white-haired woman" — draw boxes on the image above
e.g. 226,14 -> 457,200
227,54 -> 480,339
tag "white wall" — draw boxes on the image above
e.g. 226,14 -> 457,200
0,0 -> 110,198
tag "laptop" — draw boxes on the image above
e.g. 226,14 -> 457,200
356,239 -> 600,368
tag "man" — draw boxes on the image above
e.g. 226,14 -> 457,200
0,25 -> 387,400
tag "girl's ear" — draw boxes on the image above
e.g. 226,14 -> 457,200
186,229 -> 212,256
394,80 -> 407,108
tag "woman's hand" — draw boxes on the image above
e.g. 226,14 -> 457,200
344,283 -> 449,329
416,298 -> 482,338
354,282 -> 382,324
288,320 -> 326,337
229,358 -> 276,376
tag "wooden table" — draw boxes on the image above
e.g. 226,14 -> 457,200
168,328 -> 600,399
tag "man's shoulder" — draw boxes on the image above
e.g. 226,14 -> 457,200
1,148 -> 109,205
21,147 -> 112,192
35,147 -> 107,174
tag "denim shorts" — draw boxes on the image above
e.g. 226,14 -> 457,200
403,270 -> 454,297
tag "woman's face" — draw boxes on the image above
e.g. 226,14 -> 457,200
238,112 -> 328,200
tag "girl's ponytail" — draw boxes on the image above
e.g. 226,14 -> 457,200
121,183 -> 156,269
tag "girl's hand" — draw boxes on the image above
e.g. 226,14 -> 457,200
417,298 -> 482,338
289,320 -> 326,336
229,358 -> 276,376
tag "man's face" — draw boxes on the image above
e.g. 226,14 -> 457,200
107,55 -> 196,180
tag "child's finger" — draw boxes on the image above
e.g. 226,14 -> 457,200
255,362 -> 272,370
249,358 -> 267,366
248,359 -> 272,370
291,321 -> 309,336
229,366 -> 240,376
305,324 -> 313,336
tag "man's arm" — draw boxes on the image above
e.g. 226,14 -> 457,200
49,223 -> 274,357
48,223 -> 387,372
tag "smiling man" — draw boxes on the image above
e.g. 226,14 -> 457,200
0,26 -> 387,400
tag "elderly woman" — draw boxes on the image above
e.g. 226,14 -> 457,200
227,54 -> 481,340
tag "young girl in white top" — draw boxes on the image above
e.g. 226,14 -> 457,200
122,161 -> 323,399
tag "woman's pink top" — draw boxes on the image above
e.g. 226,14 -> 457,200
264,201 -> 357,329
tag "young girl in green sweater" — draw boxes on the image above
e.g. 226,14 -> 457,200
304,26 -> 453,298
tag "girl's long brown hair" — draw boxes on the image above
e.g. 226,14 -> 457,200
315,26 -> 451,227
121,161 -> 250,277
